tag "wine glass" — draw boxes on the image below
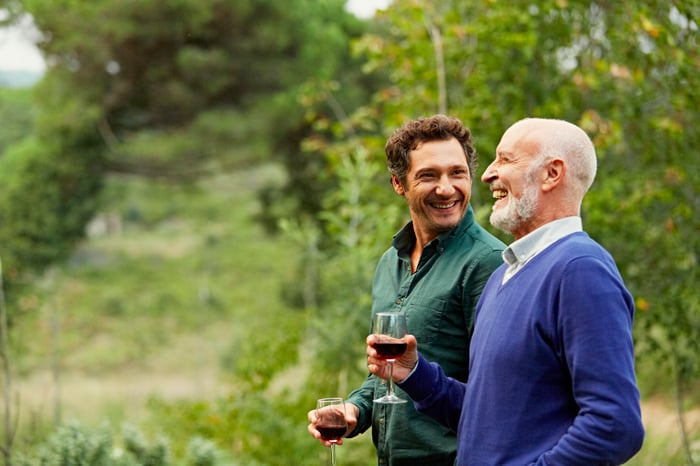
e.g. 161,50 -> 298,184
371,312 -> 408,404
315,397 -> 347,466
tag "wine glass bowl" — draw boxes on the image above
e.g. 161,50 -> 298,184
373,337 -> 408,361
315,397 -> 347,465
371,312 -> 408,404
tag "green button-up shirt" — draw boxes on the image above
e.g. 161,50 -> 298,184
347,205 -> 505,466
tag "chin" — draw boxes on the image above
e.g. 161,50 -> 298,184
489,212 -> 517,235
436,218 -> 461,232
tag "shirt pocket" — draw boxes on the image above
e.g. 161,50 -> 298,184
403,296 -> 450,347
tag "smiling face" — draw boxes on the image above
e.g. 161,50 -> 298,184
481,124 -> 545,239
482,118 -> 598,239
393,138 -> 471,245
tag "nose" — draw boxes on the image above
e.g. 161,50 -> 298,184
435,175 -> 456,196
481,162 -> 496,184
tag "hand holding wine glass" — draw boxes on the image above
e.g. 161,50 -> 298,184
366,332 -> 418,383
371,312 -> 409,404
313,398 -> 348,466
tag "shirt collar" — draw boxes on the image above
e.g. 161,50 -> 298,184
502,216 -> 583,266
393,204 -> 475,255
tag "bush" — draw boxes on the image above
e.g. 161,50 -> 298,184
13,421 -> 236,466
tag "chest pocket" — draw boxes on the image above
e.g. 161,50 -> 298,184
403,296 -> 450,346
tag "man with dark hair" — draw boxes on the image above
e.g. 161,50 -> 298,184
309,114 -> 505,465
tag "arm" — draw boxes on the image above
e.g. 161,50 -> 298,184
344,376 -> 375,438
399,354 -> 466,432
535,256 -> 644,464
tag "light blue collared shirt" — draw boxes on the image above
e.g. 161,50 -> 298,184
501,217 -> 583,284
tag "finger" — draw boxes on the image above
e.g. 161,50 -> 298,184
307,423 -> 319,439
367,362 -> 381,377
307,410 -> 316,423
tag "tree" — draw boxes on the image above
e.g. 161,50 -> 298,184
0,0 -> 377,296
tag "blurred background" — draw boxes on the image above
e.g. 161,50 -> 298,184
0,0 -> 697,464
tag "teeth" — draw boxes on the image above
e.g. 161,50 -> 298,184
492,190 -> 507,199
433,201 -> 456,209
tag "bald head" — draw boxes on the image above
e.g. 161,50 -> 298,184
482,118 -> 598,238
504,118 -> 597,197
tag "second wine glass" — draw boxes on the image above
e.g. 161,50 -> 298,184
371,312 -> 408,404
315,397 -> 347,466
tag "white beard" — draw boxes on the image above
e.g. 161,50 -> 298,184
490,178 -> 539,235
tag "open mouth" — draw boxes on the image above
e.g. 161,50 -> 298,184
492,189 -> 508,200
430,200 -> 458,210
490,190 -> 509,208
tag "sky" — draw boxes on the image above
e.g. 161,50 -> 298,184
0,1 -> 392,72
346,0 -> 391,18
0,14 -> 44,72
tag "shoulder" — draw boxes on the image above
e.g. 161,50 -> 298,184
449,223 -> 505,278
550,232 -> 617,268
463,221 -> 507,269
547,233 -> 631,300
457,212 -> 506,251
375,246 -> 396,264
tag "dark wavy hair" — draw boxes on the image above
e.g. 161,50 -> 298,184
385,114 -> 477,188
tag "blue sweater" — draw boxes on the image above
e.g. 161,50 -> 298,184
399,232 -> 645,465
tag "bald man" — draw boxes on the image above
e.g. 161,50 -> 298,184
366,118 -> 645,465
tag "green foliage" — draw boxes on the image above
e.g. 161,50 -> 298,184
14,421 -> 236,466
15,422 -> 112,466
146,389 -> 376,466
184,437 -> 221,466
0,0 -> 380,295
0,135 -> 102,300
120,423 -> 170,466
0,88 -> 36,153
298,142 -> 404,385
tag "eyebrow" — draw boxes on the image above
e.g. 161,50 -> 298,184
495,149 -> 513,160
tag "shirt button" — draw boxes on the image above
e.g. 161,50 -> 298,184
379,417 -> 385,424
395,298 -> 401,304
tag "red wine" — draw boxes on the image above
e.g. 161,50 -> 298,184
317,425 -> 346,441
374,341 -> 407,360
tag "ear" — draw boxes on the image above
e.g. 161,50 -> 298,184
391,175 -> 406,196
542,158 -> 565,192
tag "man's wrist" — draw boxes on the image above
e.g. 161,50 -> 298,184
400,358 -> 420,383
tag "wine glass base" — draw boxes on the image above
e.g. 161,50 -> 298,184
373,395 -> 408,404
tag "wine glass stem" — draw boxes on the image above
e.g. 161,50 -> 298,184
330,443 -> 336,466
387,361 -> 395,397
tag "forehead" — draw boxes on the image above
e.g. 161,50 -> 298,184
410,138 -> 466,165
496,127 -> 541,160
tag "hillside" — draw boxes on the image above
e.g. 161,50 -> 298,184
9,164 -> 299,430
